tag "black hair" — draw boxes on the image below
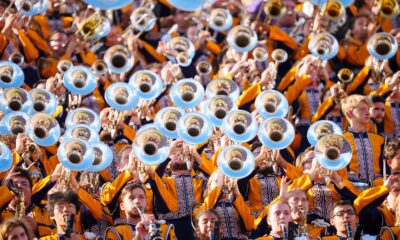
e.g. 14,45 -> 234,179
47,191 -> 80,217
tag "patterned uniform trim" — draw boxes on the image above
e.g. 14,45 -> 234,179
310,184 -> 333,221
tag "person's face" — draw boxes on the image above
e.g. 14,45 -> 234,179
267,203 -> 292,235
51,201 -> 77,231
330,205 -> 358,236
120,188 -> 147,219
301,151 -> 315,171
186,26 -> 199,44
196,212 -> 219,239
49,33 -> 68,56
386,176 -> 400,211
117,148 -> 133,173
352,17 -> 369,41
388,150 -> 400,173
370,102 -> 385,123
106,26 -> 122,46
349,102 -> 370,126
288,191 -> 308,223
6,226 -> 29,240
10,176 -> 31,208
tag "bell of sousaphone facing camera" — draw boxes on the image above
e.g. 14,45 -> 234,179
29,89 -> 58,115
258,117 -> 295,150
222,110 -> 258,143
202,95 -> 236,127
208,8 -> 233,31
308,32 -> 339,61
367,32 -> 398,61
307,120 -> 343,146
0,142 -> 13,172
129,70 -> 163,100
28,113 -> 61,146
133,124 -> 171,165
66,108 -> 101,133
130,7 -> 157,32
105,83 -> 139,111
64,124 -> 99,143
170,79 -> 204,109
255,90 -> 289,119
314,134 -> 352,171
155,107 -> 184,139
177,112 -> 213,145
104,45 -> 134,74
206,78 -> 240,102
0,61 -> 24,88
63,66 -> 97,95
58,137 -> 94,171
217,145 -> 255,179
0,87 -> 32,114
227,25 -> 258,53
4,112 -> 29,136
86,142 -> 113,172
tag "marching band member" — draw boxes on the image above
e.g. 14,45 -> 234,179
193,208 -> 221,240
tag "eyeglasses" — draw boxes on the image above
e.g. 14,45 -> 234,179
332,210 -> 356,218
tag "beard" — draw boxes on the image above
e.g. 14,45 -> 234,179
99,129 -> 113,142
170,161 -> 188,171
257,165 -> 275,176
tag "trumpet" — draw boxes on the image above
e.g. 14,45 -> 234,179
337,68 -> 354,102
9,53 -> 24,66
321,0 -> 345,20
379,0 -> 399,18
253,47 -> 268,62
130,7 -> 157,33
308,32 -> 339,61
196,61 -> 212,76
298,207 -> 308,237
56,60 -> 72,89
92,60 -> 108,77
75,11 -> 109,40
104,45 -> 134,74
15,190 -> 25,218
168,37 -> 195,67
264,0 -> 286,19
208,8 -> 233,31
227,25 -> 258,53
264,49 -> 288,89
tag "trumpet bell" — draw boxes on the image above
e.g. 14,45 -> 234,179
380,0 -> 399,18
0,142 -> 13,172
337,68 -> 354,84
28,113 -> 61,146
0,61 -> 24,88
271,49 -> 288,63
168,37 -> 195,67
0,87 -> 32,114
4,112 -> 30,136
367,32 -> 398,61
81,0 -> 133,10
202,95 -> 237,127
129,70 -> 163,100
258,117 -> 295,150
253,47 -> 269,62
314,134 -> 352,170
65,108 -> 101,133
64,124 -> 99,143
196,61 -> 212,76
16,0 -> 48,17
63,66 -> 97,95
87,142 -> 113,172
104,45 -> 134,74
167,0 -> 216,11
222,110 -> 258,143
206,78 -> 240,102
93,60 -> 108,77
130,7 -> 157,32
255,90 -> 289,119
29,89 -> 58,115
321,0 -> 345,20
154,107 -> 184,139
105,83 -> 139,111
133,124 -> 171,165
170,79 -> 205,109
307,120 -> 343,146
217,145 -> 255,179
208,8 -> 233,31
9,53 -> 24,66
227,25 -> 258,53
177,112 -> 213,145
57,60 -> 73,73
58,137 -> 94,171
308,32 -> 339,61
264,0 -> 287,19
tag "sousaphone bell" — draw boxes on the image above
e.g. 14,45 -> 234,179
206,78 -> 240,102
130,7 -> 157,32
65,108 -> 101,133
133,124 -> 171,165
63,66 -> 97,95
81,0 -> 133,10
258,117 -> 295,150
86,142 -> 113,172
227,25 -> 258,53
307,120 -> 343,146
4,112 -> 30,136
29,89 -> 58,115
208,8 -> 233,31
105,82 -> 139,111
129,70 -> 163,100
28,113 -> 61,146
0,141 -> 13,172
168,37 -> 195,67
58,137 -> 95,171
104,45 -> 134,74
222,110 -> 258,143
0,61 -> 24,88
154,107 -> 184,139
202,95 -> 236,127
177,112 -> 213,145
64,124 -> 99,143
170,78 -> 205,109
308,32 -> 339,61
367,32 -> 398,61
217,145 -> 255,179
0,87 -> 32,114
314,133 -> 352,171
255,90 -> 289,119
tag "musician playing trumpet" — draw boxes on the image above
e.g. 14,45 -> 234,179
105,183 -> 175,240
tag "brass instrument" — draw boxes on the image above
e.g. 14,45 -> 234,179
321,0 -> 345,20
337,68 -> 354,102
56,60 -> 72,89
76,11 -> 103,40
264,49 -> 288,89
15,190 -> 25,218
298,207 -> 308,237
92,60 -> 108,77
379,0 -> 399,18
9,53 -> 24,66
196,61 -> 212,76
59,167 -> 72,192
253,47 -> 268,62
0,64 -> 14,84
264,0 -> 286,19
107,108 -> 123,140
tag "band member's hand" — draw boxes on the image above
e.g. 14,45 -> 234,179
311,219 -> 330,228
279,176 -> 291,201
51,164 -> 64,182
